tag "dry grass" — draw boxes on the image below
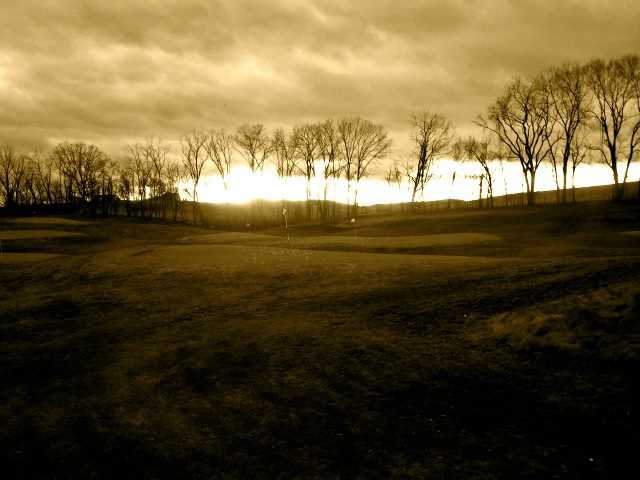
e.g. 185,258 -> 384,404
2,203 -> 640,479
482,282 -> 640,357
0,229 -> 84,240
8,216 -> 91,225
184,231 -> 501,252
0,252 -> 61,263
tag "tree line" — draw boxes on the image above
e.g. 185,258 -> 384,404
2,54 -> 639,221
0,117 -> 391,222
418,54 -> 639,207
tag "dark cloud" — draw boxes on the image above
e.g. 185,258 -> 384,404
1,0 -> 639,156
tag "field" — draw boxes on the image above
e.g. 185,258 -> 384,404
1,202 -> 640,479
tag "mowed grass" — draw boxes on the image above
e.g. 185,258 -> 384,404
1,203 -> 640,479
182,232 -> 501,252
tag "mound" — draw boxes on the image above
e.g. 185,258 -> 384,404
483,282 -> 640,358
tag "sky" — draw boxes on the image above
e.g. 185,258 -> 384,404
1,0 -> 640,167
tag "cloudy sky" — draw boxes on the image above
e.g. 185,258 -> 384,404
1,0 -> 639,159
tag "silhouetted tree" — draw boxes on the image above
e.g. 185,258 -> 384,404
478,77 -> 554,206
144,139 -> 169,218
453,137 -> 496,208
126,143 -> 152,217
51,142 -> 108,207
542,63 -> 588,203
205,129 -> 234,191
585,55 -> 640,200
314,120 -> 342,221
272,127 -> 298,215
118,162 -> 135,216
570,126 -> 590,202
181,130 -> 208,222
32,151 -> 57,205
165,160 -> 183,221
409,111 -> 451,206
21,151 -> 44,207
293,123 -> 318,220
338,117 -> 390,217
385,161 -> 404,211
235,124 -> 270,174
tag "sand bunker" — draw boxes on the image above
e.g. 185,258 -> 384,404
0,229 -> 84,240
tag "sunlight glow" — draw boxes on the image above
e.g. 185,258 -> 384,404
181,161 -> 640,206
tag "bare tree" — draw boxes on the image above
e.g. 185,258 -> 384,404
541,64 -> 588,203
385,161 -> 404,211
51,142 -> 107,206
142,139 -> 170,218
33,151 -> 56,205
478,77 -> 554,206
21,154 -> 39,206
543,123 -> 563,204
452,137 -> 496,208
293,123 -> 318,220
353,120 -> 390,215
118,161 -> 135,216
585,55 -> 640,200
337,118 -> 357,217
631,56 -> 640,198
235,124 -> 270,173
338,117 -> 390,217
315,120 -> 342,221
165,160 -> 184,221
272,128 -> 298,180
409,111 -> 452,205
96,159 -> 119,216
126,143 -> 152,217
23,150 -> 52,207
272,127 -> 298,216
181,130 -> 208,222
205,129 -> 234,192
570,126 -> 590,202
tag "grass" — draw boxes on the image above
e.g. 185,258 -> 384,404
7,217 -> 91,225
1,202 -> 640,479
0,229 -> 84,240
0,253 -> 62,264
184,232 -> 502,252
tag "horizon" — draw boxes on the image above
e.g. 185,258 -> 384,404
185,160 -> 640,206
